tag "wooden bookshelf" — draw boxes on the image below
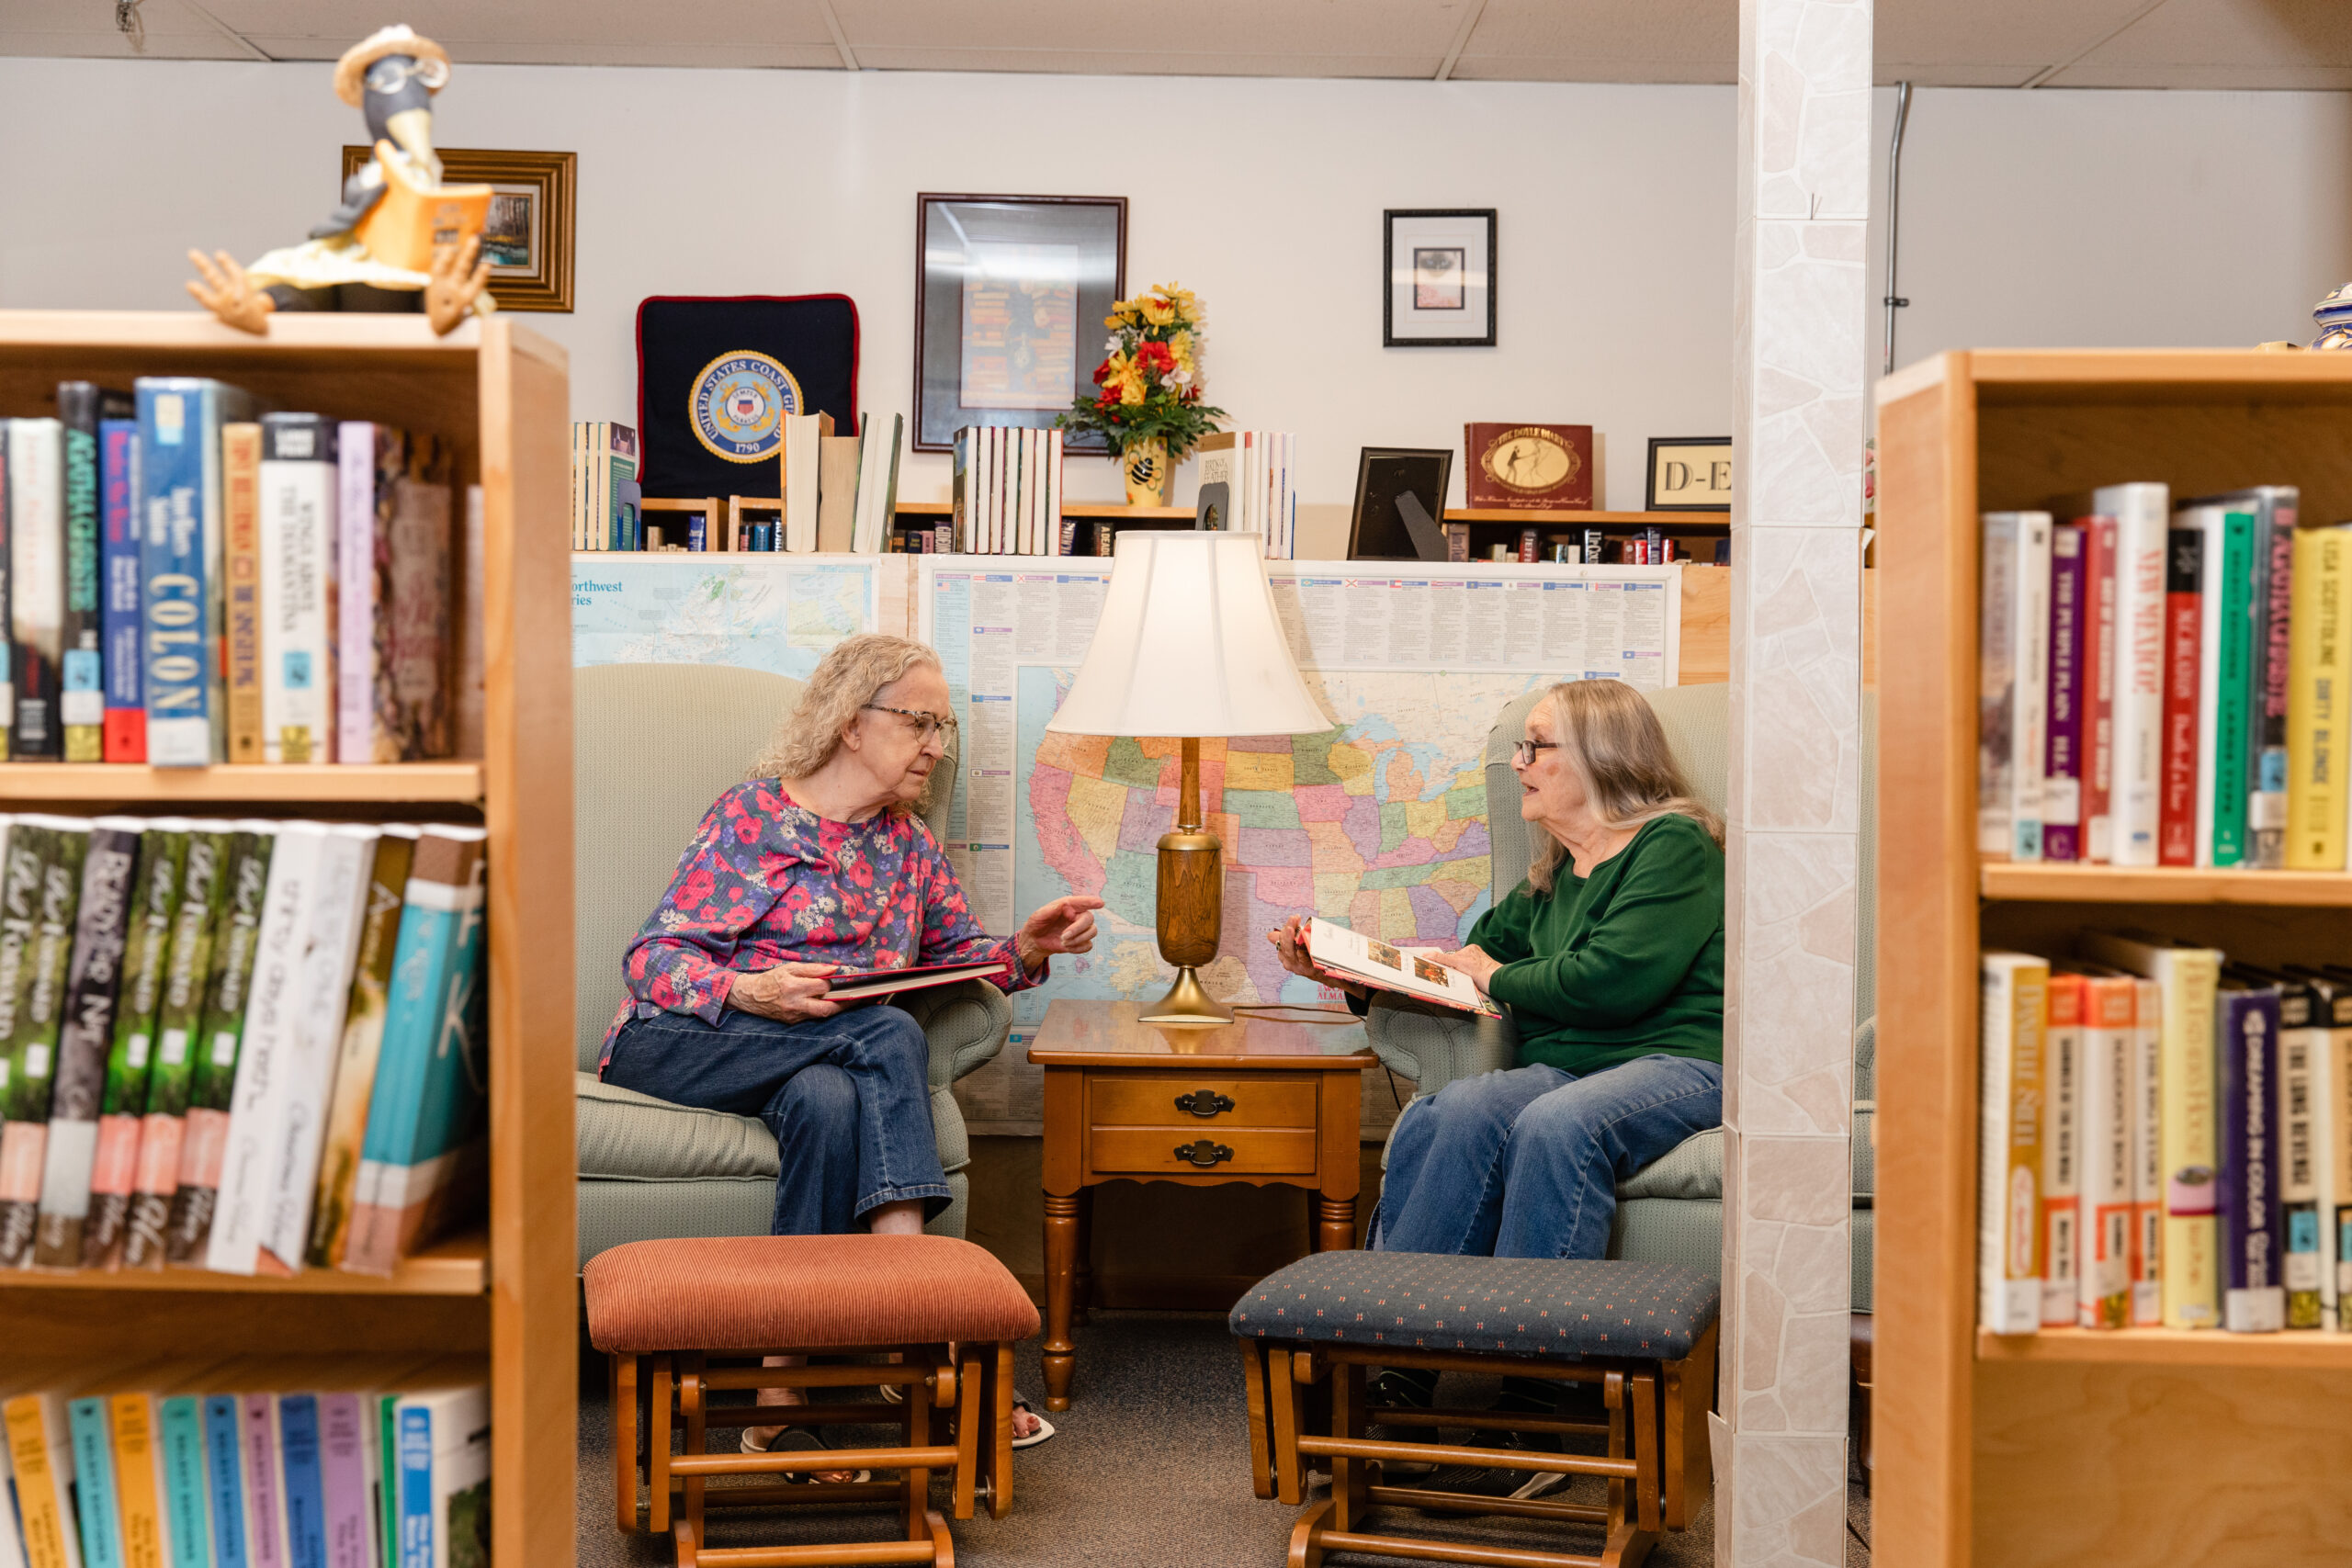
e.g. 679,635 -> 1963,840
0,311 -> 575,1568
1876,348 -> 2352,1568
892,499 -> 1193,523
1442,506 -> 1727,529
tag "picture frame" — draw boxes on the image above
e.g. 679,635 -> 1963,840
1348,447 -> 1455,560
913,193 -> 1127,454
1384,209 -> 1496,348
1645,436 -> 1735,512
341,145 -> 575,311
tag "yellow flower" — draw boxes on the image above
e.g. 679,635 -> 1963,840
1170,331 -> 1195,374
1164,285 -> 1200,323
1098,350 -> 1147,404
1139,297 -> 1176,327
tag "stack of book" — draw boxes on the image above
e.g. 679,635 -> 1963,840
1974,483 -> 2352,869
603,412 -> 906,556
1195,430 -> 1297,559
950,426 -> 1064,555
0,815 -> 488,1280
3,380 -> 468,769
1978,935 -> 2352,1337
0,1354 -> 487,1568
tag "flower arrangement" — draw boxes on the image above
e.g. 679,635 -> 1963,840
1058,282 -> 1227,470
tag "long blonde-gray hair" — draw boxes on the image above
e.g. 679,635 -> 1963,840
749,633 -> 945,796
1526,680 -> 1722,892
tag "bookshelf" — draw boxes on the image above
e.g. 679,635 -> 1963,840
0,311 -> 575,1567
1876,349 -> 2352,1568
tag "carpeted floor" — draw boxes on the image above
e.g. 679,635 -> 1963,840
577,1309 -> 1870,1567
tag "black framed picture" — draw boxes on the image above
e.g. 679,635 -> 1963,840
1645,436 -> 1735,512
1384,209 -> 1496,347
1349,447 -> 1455,560
913,194 -> 1126,454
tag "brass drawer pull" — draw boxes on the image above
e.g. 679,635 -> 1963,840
1173,1139 -> 1234,1168
1174,1090 -> 1236,1118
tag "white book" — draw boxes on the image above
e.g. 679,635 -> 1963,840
393,1382 -> 491,1568
986,427 -> 1004,555
1016,429 -> 1035,555
260,823 -> 379,1271
2041,972 -> 2084,1326
9,419 -> 64,749
1979,513 -> 2052,862
2297,970 -> 2352,1331
206,822 -> 329,1274
2276,976 -> 2325,1326
2070,969 -> 2138,1327
852,414 -> 891,556
2073,484 -> 2170,866
1980,951 -> 2049,1335
1045,429 -> 1064,557
258,415 -> 339,765
782,413 -> 825,553
2128,973 -> 2165,1325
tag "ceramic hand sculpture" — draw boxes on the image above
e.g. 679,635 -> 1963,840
185,24 -> 495,336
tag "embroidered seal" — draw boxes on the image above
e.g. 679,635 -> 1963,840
689,351 -> 802,462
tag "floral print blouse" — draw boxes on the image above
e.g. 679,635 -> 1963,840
600,780 -> 1038,1071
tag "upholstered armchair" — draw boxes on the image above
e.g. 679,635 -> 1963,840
571,662 -> 1011,1267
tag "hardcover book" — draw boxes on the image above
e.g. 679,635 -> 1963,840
2156,525 -> 2204,867
259,415 -> 340,764
2043,523 -> 2086,862
1464,423 -> 1594,511
1978,513 -> 2052,862
56,386 -> 133,763
2177,504 -> 2255,866
9,420 -> 65,761
223,422 -> 265,766
137,378 -> 257,766
2184,487 -> 2298,867
99,416 -> 144,762
2075,513 -> 2120,863
1978,952 -> 2047,1335
2215,977 -> 2285,1332
2285,523 -> 2352,870
2060,485 -> 2169,866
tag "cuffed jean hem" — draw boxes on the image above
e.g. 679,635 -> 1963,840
858,1182 -> 955,1224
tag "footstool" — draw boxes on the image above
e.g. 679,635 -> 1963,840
1231,1252 -> 1719,1568
585,1234 -> 1041,1567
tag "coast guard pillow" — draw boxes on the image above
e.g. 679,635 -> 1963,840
635,294 -> 860,499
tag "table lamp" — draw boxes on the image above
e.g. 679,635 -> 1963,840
1046,531 -> 1331,1024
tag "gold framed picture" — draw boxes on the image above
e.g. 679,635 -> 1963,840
340,145 -> 575,311
1645,436 -> 1734,512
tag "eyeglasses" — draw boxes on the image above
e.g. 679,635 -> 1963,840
864,704 -> 959,744
363,54 -> 449,94
1511,739 -> 1560,768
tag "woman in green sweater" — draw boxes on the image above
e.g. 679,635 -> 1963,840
1270,677 -> 1724,1262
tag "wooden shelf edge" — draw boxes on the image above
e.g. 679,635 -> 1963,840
1977,1325 -> 2352,1369
0,762 -> 484,804
0,1229 -> 487,1297
1979,862 -> 2352,907
0,309 -> 481,355
1442,508 -> 1727,526
888,501 -> 1192,521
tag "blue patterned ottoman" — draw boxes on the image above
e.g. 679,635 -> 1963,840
1230,1251 -> 1721,1568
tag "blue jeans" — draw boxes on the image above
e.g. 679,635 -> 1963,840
1372,1055 -> 1724,1260
603,1004 -> 952,1235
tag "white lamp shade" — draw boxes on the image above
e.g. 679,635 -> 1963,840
1045,531 -> 1331,739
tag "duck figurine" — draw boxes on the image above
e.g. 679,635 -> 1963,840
187,25 -> 495,336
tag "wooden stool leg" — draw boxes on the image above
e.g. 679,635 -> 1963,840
648,1354 -> 673,1537
989,1342 -> 1015,1518
903,1352 -> 932,1544
953,1344 -> 982,1520
1630,1369 -> 1661,1536
673,1516 -> 699,1568
1266,1348 -> 1305,1506
679,1354 -> 707,1540
1330,1359 -> 1367,1533
611,1353 -> 639,1534
1238,1340 -> 1275,1500
1042,1190 -> 1080,1409
1604,1369 -> 1628,1531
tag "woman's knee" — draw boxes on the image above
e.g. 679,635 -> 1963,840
771,1063 -> 859,1134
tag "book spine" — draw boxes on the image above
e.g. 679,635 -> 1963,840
2079,517 -> 2119,861
101,419 -> 144,762
2277,985 -> 2324,1329
156,1397 -> 208,1568
4,1393 -> 77,1568
31,818 -> 141,1267
121,829 -> 232,1269
306,830 -> 416,1269
2109,498 -> 2169,865
1978,515 -> 2021,859
82,825 -> 182,1269
2331,1007 -> 2352,1332
385,441 -> 451,761
203,1394 -> 250,1568
278,1396 -> 323,1568
334,425 -> 377,765
163,828 -> 274,1264
2218,987 -> 2285,1331
138,383 -> 217,765
315,1394 -> 368,1568
11,420 -> 66,761
259,416 -> 339,765
2157,527 -> 2203,866
950,429 -> 967,552
2161,949 -> 2222,1328
58,389 -> 116,764
67,1396 -> 124,1568
221,423 -> 263,765
1978,953 -> 2046,1334
2249,496 -> 2296,867
2077,976 -> 2135,1326
2041,972 -> 2084,1324
2288,524 -> 2352,869
0,822 -> 86,1267
241,1396 -> 284,1568
2043,524 -> 2086,861
2204,511 -> 2256,865
395,1407 -> 431,1568
109,1394 -> 164,1568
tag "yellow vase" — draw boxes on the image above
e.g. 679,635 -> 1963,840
1123,437 -> 1172,508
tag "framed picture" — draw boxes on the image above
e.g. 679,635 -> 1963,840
1645,437 -> 1735,512
341,145 -> 575,311
1349,447 -> 1455,560
913,194 -> 1126,454
1384,209 -> 1496,347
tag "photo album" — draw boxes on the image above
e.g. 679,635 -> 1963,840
1306,919 -> 1500,1017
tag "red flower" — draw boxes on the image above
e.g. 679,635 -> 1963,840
1091,360 -> 1113,386
1136,340 -> 1175,374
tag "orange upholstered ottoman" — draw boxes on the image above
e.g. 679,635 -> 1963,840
585,1234 -> 1041,1568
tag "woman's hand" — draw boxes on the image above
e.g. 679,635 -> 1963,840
1430,943 -> 1502,994
1265,917 -> 1364,998
1015,895 -> 1105,974
726,962 -> 842,1022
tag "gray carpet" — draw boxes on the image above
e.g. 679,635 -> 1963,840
577,1309 -> 1870,1567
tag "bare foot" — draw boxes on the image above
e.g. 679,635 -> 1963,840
743,1354 -> 856,1483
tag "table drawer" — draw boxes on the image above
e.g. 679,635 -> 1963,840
1088,1125 -> 1319,1177
1087,1076 -> 1317,1130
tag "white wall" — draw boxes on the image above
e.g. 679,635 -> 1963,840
1,62 -> 2347,517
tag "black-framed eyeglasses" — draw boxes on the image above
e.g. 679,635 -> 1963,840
865,704 -> 959,744
1511,739 -> 1560,768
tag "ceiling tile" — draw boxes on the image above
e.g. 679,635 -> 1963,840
241,37 -> 847,69
206,0 -> 836,51
834,0 -> 1460,59
854,45 -> 1441,77
1446,56 -> 1732,83
1460,0 -> 1735,65
1873,0 -> 2154,78
2045,61 -> 2352,86
2062,0 -> 2352,67
0,0 -> 254,56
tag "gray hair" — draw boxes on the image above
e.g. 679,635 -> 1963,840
1526,680 -> 1723,892
748,633 -> 944,795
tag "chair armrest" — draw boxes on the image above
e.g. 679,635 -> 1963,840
1363,998 -> 1518,1095
897,978 -> 1013,1089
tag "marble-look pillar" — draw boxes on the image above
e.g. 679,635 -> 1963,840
1716,0 -> 1870,1564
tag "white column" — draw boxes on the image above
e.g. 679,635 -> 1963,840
1717,0 -> 1871,1563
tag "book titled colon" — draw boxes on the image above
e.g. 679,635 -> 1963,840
8,419 -> 66,761
1464,423 -> 1594,511
0,818 -> 89,1270
1978,952 -> 2047,1335
2215,977 -> 2284,1332
1978,513 -> 2052,862
1305,917 -> 1498,1017
56,386 -> 133,763
260,414 -> 340,765
138,379 -> 257,766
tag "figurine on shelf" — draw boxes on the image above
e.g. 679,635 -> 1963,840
2312,283 -> 2352,350
185,24 -> 495,336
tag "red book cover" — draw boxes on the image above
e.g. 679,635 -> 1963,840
2080,514 -> 2119,862
1464,423 -> 1595,510
2157,526 -> 2203,866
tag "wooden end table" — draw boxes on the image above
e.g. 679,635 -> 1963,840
1026,998 -> 1379,1411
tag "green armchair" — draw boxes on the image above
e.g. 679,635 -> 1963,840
571,662 -> 1012,1267
1363,682 -> 1876,1308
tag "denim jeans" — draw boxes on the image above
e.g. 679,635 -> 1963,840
1372,1055 -> 1724,1260
603,1004 -> 952,1235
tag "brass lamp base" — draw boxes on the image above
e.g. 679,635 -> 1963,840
1139,965 -> 1234,1026
1145,738 -> 1231,1026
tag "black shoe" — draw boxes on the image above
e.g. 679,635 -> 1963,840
1365,1368 -> 1442,1478
1418,1429 -> 1540,1498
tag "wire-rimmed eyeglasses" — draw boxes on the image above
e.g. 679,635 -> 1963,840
864,704 -> 959,744
1510,739 -> 1560,768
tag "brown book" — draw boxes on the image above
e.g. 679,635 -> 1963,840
222,423 -> 265,765
1443,523 -> 1469,562
817,435 -> 861,552
1464,423 -> 1594,511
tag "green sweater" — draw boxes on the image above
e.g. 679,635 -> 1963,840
1472,812 -> 1725,1075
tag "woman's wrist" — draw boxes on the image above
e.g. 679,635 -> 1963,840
1014,933 -> 1044,975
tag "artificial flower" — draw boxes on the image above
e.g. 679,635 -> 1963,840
1138,294 -> 1177,327
1170,331 -> 1195,374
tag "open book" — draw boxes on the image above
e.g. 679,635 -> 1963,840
822,959 -> 1011,1002
1306,919 -> 1499,1017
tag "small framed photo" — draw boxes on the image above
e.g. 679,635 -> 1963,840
914,193 -> 1127,454
342,145 -> 575,311
1645,437 -> 1735,512
1385,209 -> 1496,347
1348,446 -> 1454,560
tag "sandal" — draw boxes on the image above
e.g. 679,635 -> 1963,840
740,1424 -> 873,1483
1010,1390 -> 1056,1450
